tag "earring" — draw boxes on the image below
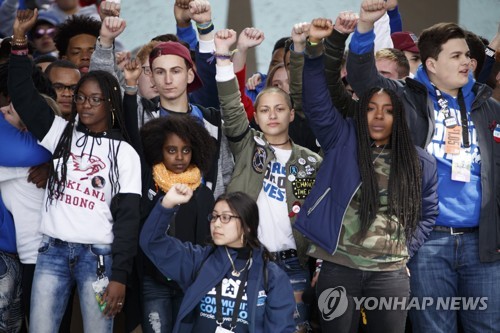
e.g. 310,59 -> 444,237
111,110 -> 115,127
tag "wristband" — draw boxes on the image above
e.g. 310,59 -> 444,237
212,49 -> 238,60
307,38 -> 320,46
197,22 -> 214,35
10,35 -> 28,47
124,85 -> 138,94
196,21 -> 212,29
11,48 -> 29,56
485,46 -> 496,59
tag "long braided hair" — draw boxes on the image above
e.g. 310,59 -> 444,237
354,87 -> 422,241
46,70 -> 129,207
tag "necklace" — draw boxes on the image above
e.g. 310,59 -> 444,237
372,144 -> 387,164
225,246 -> 252,277
268,138 -> 290,146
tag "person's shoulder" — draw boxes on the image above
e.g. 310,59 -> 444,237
404,76 -> 428,94
194,104 -> 222,125
415,146 -> 436,166
293,142 -> 323,161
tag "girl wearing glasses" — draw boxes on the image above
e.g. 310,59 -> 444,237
140,186 -> 296,332
8,10 -> 142,332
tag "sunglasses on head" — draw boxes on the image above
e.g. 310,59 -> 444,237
34,27 -> 56,39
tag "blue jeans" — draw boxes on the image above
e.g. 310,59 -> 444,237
30,236 -> 114,333
272,256 -> 310,330
316,261 -> 409,333
407,230 -> 500,333
0,252 -> 22,333
142,275 -> 184,333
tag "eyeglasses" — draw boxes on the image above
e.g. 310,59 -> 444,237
73,94 -> 106,106
53,83 -> 77,93
142,66 -> 151,75
33,27 -> 56,39
208,213 -> 240,224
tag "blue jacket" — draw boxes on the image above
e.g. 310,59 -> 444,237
140,199 -> 296,333
294,50 -> 439,258
0,113 -> 51,254
0,113 -> 51,167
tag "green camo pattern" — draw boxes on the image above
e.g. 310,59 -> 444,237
308,148 -> 408,271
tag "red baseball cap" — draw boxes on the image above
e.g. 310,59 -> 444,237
149,41 -> 203,93
391,32 -> 419,53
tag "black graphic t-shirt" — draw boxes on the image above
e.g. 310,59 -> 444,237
192,249 -> 252,332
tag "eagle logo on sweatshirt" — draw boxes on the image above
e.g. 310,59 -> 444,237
70,153 -> 106,178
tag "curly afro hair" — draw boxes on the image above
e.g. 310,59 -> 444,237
140,115 -> 216,175
54,15 -> 101,57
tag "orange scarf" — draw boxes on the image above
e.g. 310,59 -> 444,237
152,163 -> 202,193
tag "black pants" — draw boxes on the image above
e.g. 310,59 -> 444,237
316,262 -> 409,333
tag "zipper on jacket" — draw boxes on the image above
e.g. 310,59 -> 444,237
307,187 -> 331,216
330,182 -> 362,255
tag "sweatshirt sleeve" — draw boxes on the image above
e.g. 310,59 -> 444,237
235,65 -> 255,120
324,29 -> 357,118
176,24 -> 198,50
189,41 -> 220,109
302,44 -> 349,151
0,114 -> 52,167
347,30 -> 406,99
8,54 -> 55,141
139,199 -> 210,290
109,192 -> 141,284
0,0 -> 17,37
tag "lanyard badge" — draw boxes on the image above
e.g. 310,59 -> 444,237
435,88 -> 458,128
91,255 -> 109,312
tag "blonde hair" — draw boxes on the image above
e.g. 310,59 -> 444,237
136,41 -> 162,64
41,93 -> 62,117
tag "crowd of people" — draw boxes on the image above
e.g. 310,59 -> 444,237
0,0 -> 499,332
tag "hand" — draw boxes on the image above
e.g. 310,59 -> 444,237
359,0 -> 387,25
386,0 -> 398,11
99,16 -> 126,47
123,58 -> 142,86
162,184 -> 194,208
102,281 -> 126,318
99,0 -> 121,21
13,9 -> 38,38
28,163 -> 50,189
245,73 -> 262,91
310,270 -> 320,288
174,0 -> 193,27
334,11 -> 359,35
291,22 -> 310,46
236,27 -> 265,52
189,0 -> 212,25
115,51 -> 131,70
214,29 -> 237,54
309,18 -> 334,43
